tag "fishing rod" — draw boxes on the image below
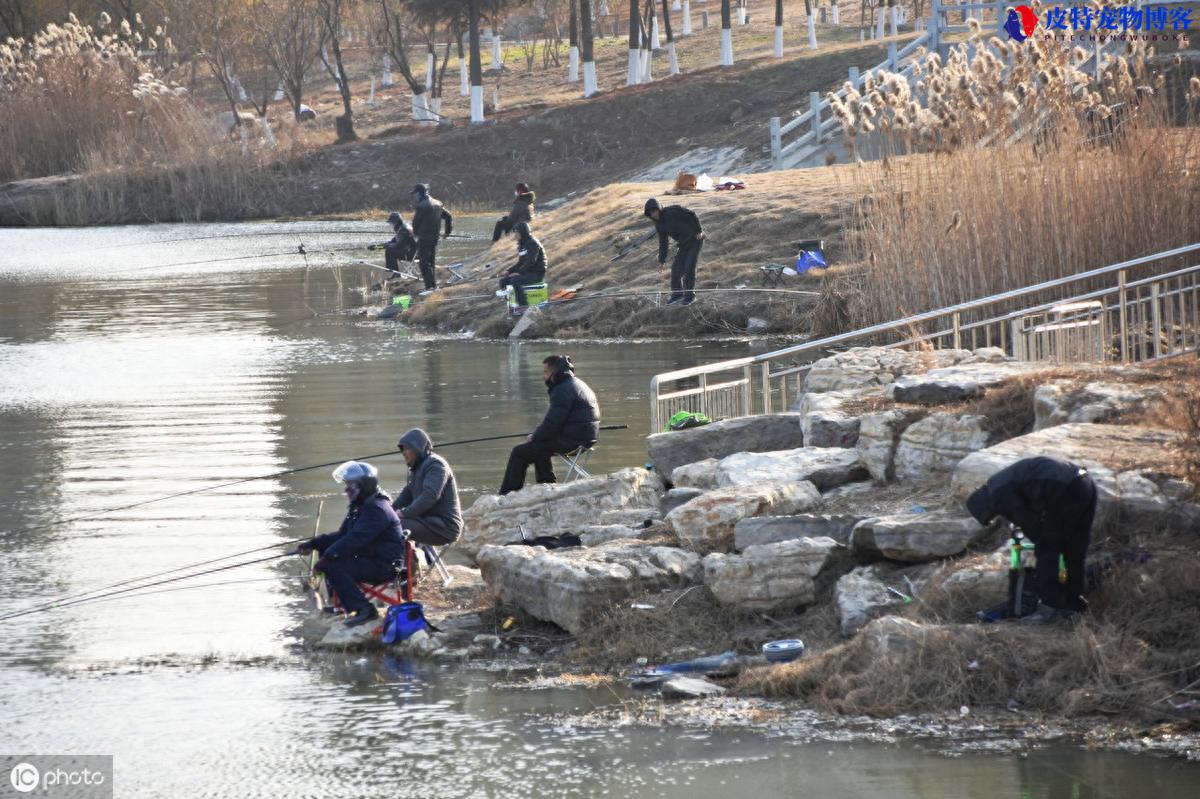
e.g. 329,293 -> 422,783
0,552 -> 293,621
64,229 -> 479,255
3,425 -> 631,538
102,243 -> 370,277
609,231 -> 658,262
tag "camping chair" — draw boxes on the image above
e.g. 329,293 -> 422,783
321,542 -> 415,613
444,262 -> 467,285
417,543 -> 454,587
556,445 -> 594,482
760,264 -> 786,287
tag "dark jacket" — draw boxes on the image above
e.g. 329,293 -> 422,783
311,491 -> 408,562
386,221 -> 418,260
394,428 -> 463,541
412,196 -> 453,242
508,231 -> 547,279
532,364 -> 601,449
654,205 -> 703,262
966,456 -> 1089,544
509,191 -> 536,225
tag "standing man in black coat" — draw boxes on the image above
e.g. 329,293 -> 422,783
644,197 -> 705,306
409,183 -> 454,291
966,455 -> 1098,623
497,222 -> 547,306
499,355 -> 601,495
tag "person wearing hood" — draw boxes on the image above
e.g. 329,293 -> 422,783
497,222 -> 547,306
965,456 -> 1097,624
394,428 -> 463,545
409,183 -> 454,291
297,461 -> 407,627
368,211 -> 417,273
643,198 -> 705,306
499,354 -> 600,495
492,182 -> 537,242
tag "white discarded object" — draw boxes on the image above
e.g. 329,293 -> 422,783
695,173 -> 714,191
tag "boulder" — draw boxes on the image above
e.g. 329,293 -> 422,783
578,525 -> 641,547
661,676 -> 727,699
1033,381 -> 1165,431
835,566 -> 900,635
459,468 -> 663,559
803,347 -> 972,393
862,616 -> 937,659
666,481 -> 822,553
671,458 -> 719,489
703,537 -> 842,610
476,539 -> 702,634
938,548 -> 1009,607
857,408 -> 928,483
715,447 -> 868,491
646,414 -> 805,477
886,361 -> 1055,405
893,413 -> 990,481
850,510 -> 990,562
662,487 -> 705,515
734,513 -> 866,550
796,389 -> 880,448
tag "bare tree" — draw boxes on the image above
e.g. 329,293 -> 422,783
468,0 -> 484,121
567,0 -> 578,82
253,0 -> 320,121
626,0 -> 638,86
316,0 -> 356,142
719,0 -> 732,66
579,0 -> 596,96
661,0 -> 677,75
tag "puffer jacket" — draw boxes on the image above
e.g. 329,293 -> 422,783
509,191 -> 536,225
394,428 -> 463,541
310,491 -> 408,562
510,230 -> 547,279
531,363 -> 601,449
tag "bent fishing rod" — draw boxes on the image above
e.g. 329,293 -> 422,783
3,425 -> 630,538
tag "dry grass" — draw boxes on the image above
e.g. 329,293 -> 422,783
1132,358 -> 1200,492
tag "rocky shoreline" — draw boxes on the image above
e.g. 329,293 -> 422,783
298,345 -> 1200,759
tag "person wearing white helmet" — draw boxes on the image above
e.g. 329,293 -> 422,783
297,461 -> 407,627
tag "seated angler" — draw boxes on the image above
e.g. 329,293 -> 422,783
394,428 -> 463,547
298,461 -> 407,627
497,222 -> 547,306
368,211 -> 418,274
499,354 -> 600,495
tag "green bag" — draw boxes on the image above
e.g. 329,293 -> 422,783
665,411 -> 712,432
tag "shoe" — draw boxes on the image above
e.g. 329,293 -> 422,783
495,289 -> 507,297
344,605 -> 380,627
680,297 -> 696,306
1019,604 -> 1073,625
664,297 -> 682,305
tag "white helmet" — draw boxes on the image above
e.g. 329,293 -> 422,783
332,460 -> 378,490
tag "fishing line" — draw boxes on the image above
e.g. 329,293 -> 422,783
61,229 -> 479,255
2,425 -> 630,538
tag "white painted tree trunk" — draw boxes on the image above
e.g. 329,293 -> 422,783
491,37 -> 502,69
673,0 -> 681,9
682,0 -> 693,35
492,87 -> 500,111
273,83 -> 285,101
774,25 -> 783,57
568,45 -> 579,82
470,84 -> 485,122
831,4 -> 840,25
383,54 -> 394,87
430,97 -> 442,118
627,47 -> 640,85
720,28 -> 733,66
640,46 -> 652,82
890,6 -> 899,36
411,92 -> 429,121
367,76 -> 376,106
459,61 -> 469,95
738,5 -> 747,25
651,16 -> 661,49
583,60 -> 598,96
668,41 -> 680,74
808,12 -> 818,49
425,52 -> 435,90
257,117 -> 276,147
876,7 -> 886,39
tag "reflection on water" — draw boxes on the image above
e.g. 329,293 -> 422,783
0,221 -> 1196,797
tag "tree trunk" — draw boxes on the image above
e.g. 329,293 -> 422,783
805,0 -> 817,49
774,0 -> 783,57
568,0 -> 580,82
469,0 -> 484,122
719,0 -> 733,66
661,0 -> 679,75
627,0 -> 640,85
580,0 -> 597,96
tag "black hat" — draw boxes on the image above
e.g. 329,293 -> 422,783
516,182 -> 530,193
410,183 -> 429,197
643,198 -> 660,217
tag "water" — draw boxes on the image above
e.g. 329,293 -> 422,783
1,221 -> 1196,797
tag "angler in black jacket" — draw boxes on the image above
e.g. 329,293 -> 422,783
368,211 -> 417,273
966,455 -> 1098,622
499,354 -> 601,495
644,197 -> 705,306
394,428 -> 463,545
409,183 -> 454,291
492,182 -> 536,241
298,461 -> 408,627
497,222 -> 547,306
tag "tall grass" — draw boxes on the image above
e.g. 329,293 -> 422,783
827,27 -> 1200,330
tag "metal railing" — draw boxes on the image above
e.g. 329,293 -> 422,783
649,244 -> 1200,432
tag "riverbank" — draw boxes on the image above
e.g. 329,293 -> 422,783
299,348 -> 1200,758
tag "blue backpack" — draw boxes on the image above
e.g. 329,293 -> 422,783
381,602 -> 435,644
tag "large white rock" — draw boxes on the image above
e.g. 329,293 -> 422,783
476,539 -> 702,634
733,513 -> 866,550
715,447 -> 868,491
646,414 -> 805,477
666,480 -> 822,553
893,413 -> 991,481
803,347 -> 972,393
1033,381 -> 1165,431
850,510 -> 991,562
459,468 -> 664,559
797,389 -> 879,447
835,566 -> 900,635
886,362 -> 1053,405
939,547 -> 1009,607
703,536 -> 842,610
671,458 -> 719,489
857,408 -> 928,483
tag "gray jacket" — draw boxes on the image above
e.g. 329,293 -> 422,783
394,428 -> 463,541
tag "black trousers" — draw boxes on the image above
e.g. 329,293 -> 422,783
670,238 -> 703,302
500,439 -> 576,495
400,516 -> 457,546
323,556 -> 396,613
1031,475 -> 1097,611
417,241 -> 438,289
384,239 -> 416,271
499,271 -> 545,305
492,216 -> 513,242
